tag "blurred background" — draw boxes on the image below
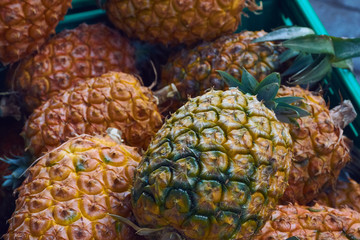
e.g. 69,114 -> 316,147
309,0 -> 360,83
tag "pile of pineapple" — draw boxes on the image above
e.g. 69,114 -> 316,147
1,0 -> 360,239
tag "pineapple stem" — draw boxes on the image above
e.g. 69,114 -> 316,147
106,128 -> 123,144
329,100 -> 357,129
154,84 -> 180,105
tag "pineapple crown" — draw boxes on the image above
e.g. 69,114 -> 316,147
0,154 -> 32,189
217,68 -> 310,124
253,26 -> 360,85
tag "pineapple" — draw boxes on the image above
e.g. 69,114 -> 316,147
22,71 -> 163,158
158,27 -> 360,113
316,178 -> 360,213
254,204 -> 360,240
131,71 -> 302,239
4,129 -> 142,239
278,86 -> 352,205
159,30 -> 283,111
0,0 -> 71,65
212,69 -> 354,205
7,23 -> 137,112
102,0 -> 261,45
161,53 -> 354,205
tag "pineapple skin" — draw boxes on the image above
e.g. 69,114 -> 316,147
7,23 -> 137,112
159,30 -> 283,112
23,71 -> 163,158
132,89 -> 293,240
0,0 -> 71,65
316,178 -> 360,213
104,0 -> 260,46
254,204 -> 360,240
4,134 -> 141,240
278,86 -> 351,205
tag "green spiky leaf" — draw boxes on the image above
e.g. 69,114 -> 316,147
332,37 -> 360,61
252,26 -> 360,87
257,83 -> 279,102
240,68 -> 258,93
275,102 -> 310,118
217,70 -> 255,94
332,59 -> 354,71
279,49 -> 300,64
282,53 -> 313,77
216,69 -> 309,125
288,55 -> 332,85
273,102 -> 310,124
254,72 -> 280,94
252,26 -> 315,43
274,96 -> 304,104
1,154 -> 32,189
283,35 -> 335,55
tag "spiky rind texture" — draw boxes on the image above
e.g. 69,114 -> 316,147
23,71 -> 163,158
132,89 -> 293,240
159,30 -> 283,112
316,178 -> 360,213
104,0 -> 261,46
278,86 -> 352,205
7,23 -> 137,112
0,0 -> 71,65
4,134 -> 141,240
254,204 -> 360,240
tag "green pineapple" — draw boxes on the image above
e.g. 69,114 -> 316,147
130,71 -> 308,239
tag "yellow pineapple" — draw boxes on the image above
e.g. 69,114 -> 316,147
0,0 -> 71,65
22,71 -> 163,158
159,30 -> 283,111
7,23 -> 137,112
102,0 -> 261,45
278,86 -> 353,205
4,129 -> 142,239
254,204 -> 360,240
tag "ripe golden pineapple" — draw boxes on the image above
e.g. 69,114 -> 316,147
0,0 -> 71,65
132,87 -> 294,239
254,204 -> 360,240
23,71 -> 163,158
4,131 -> 141,240
7,23 -> 137,112
278,86 -> 352,205
316,178 -> 360,213
159,30 -> 283,111
103,0 -> 261,45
